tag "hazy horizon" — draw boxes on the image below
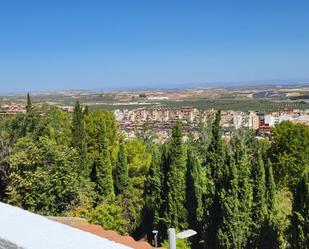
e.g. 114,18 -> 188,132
1,79 -> 309,96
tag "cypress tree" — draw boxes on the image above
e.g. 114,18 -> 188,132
143,145 -> 162,240
115,142 -> 129,195
71,101 -> 87,164
203,110 -> 228,248
252,154 -> 267,223
217,154 -> 242,249
207,111 -> 226,182
250,153 -> 267,248
23,93 -> 40,136
185,146 -> 203,249
253,160 -> 282,249
232,134 -> 253,249
90,150 -> 115,204
290,173 -> 308,249
157,143 -> 170,240
90,120 -> 115,204
265,159 -> 276,213
26,93 -> 33,113
164,122 -> 187,230
114,141 -> 138,233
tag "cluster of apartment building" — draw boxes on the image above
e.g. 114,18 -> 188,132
114,107 -> 309,142
0,103 -> 26,115
259,109 -> 309,134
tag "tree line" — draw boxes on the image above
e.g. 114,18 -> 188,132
0,96 -> 308,249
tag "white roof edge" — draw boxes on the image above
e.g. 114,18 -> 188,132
0,202 -> 132,249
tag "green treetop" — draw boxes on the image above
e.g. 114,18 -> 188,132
252,154 -> 267,224
217,154 -> 243,249
231,134 -> 253,248
250,153 -> 268,248
71,101 -> 87,162
115,141 -> 129,195
115,141 -> 139,233
26,93 -> 33,113
271,121 -> 309,189
164,122 -> 188,230
185,146 -> 204,249
265,159 -> 276,213
206,110 -> 226,181
290,173 -> 308,249
203,110 -> 228,248
91,149 -> 115,204
143,145 -> 162,239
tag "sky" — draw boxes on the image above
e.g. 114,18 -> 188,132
0,0 -> 309,92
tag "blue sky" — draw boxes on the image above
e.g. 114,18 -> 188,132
0,0 -> 309,92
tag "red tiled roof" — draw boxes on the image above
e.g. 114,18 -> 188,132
49,217 -> 165,249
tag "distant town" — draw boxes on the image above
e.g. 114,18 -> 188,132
114,107 -> 309,142
1,99 -> 308,143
